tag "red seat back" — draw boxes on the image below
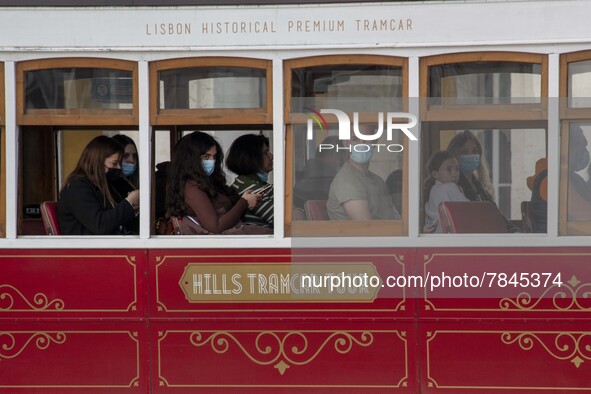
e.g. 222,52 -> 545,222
438,201 -> 508,233
304,200 -> 329,221
40,201 -> 61,236
170,216 -> 183,235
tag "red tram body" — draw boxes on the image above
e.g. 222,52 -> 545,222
1,1 -> 590,393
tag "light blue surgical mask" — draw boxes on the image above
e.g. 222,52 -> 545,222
201,159 -> 215,176
350,145 -> 374,164
458,154 -> 480,174
121,162 -> 137,177
257,171 -> 269,183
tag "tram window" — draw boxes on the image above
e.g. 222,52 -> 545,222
427,61 -> 541,106
291,64 -> 403,113
560,122 -> 591,235
19,128 -> 139,236
422,126 -> 547,234
153,129 -> 274,235
567,60 -> 591,108
25,68 -> 133,110
158,67 -> 266,110
285,56 -> 408,236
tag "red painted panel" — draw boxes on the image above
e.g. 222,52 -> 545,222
149,248 -> 415,320
152,321 -> 417,394
419,248 -> 591,320
0,322 -> 149,394
0,249 -> 147,320
419,321 -> 591,393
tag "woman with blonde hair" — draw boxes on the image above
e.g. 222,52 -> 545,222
446,130 -> 519,232
58,135 -> 139,235
446,130 -> 495,202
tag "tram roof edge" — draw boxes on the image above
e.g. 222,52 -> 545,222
0,0 -> 421,6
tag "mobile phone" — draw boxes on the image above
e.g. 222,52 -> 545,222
255,183 -> 273,194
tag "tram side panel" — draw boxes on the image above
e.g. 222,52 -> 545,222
0,250 -> 150,394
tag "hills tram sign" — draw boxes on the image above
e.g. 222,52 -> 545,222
305,108 -> 418,153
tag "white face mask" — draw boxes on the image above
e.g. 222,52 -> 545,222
350,145 -> 374,164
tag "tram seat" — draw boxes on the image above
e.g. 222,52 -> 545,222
521,201 -> 535,233
293,207 -> 307,221
40,201 -> 61,236
170,216 -> 183,235
438,201 -> 508,233
304,200 -> 329,221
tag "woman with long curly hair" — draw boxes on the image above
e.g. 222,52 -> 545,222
165,131 -> 271,235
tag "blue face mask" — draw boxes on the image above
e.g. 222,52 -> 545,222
257,171 -> 269,183
121,163 -> 137,177
201,159 -> 215,176
350,145 -> 374,164
458,154 -> 480,173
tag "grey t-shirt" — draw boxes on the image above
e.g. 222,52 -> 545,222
327,161 -> 400,220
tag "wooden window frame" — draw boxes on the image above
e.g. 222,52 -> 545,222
284,55 -> 408,237
420,52 -> 548,122
149,57 -> 272,126
559,51 -> 591,235
16,58 -> 138,126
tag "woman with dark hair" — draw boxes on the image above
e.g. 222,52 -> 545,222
58,135 -> 139,235
226,134 -> 274,228
112,134 -> 139,188
166,131 -> 270,235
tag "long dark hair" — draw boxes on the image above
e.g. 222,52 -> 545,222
423,150 -> 457,201
226,134 -> 269,176
166,131 -> 235,217
112,134 -> 139,188
61,135 -> 123,207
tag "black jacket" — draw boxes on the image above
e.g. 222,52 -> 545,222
58,176 -> 135,235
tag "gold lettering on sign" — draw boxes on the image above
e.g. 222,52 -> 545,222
145,23 -> 192,36
201,21 -> 277,34
287,19 -> 345,33
355,18 -> 413,31
179,263 -> 381,302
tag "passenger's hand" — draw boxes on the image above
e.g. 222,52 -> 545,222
423,219 -> 438,233
126,190 -> 140,210
241,190 -> 261,209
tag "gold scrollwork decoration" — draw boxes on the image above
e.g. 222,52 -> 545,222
189,331 -> 374,375
0,332 -> 67,359
499,276 -> 591,311
501,332 -> 591,368
0,284 -> 65,311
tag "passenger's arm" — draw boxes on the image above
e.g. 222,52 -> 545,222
184,182 -> 248,234
342,199 -> 372,220
67,180 -> 135,235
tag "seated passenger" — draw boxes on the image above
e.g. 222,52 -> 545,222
526,158 -> 548,233
447,130 -> 520,232
154,160 -> 171,234
112,134 -> 139,189
327,128 -> 400,221
567,125 -> 591,221
111,134 -> 139,234
226,134 -> 274,228
293,136 -> 345,208
165,131 -> 271,235
58,136 -> 139,235
423,151 -> 469,233
386,169 -> 403,215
